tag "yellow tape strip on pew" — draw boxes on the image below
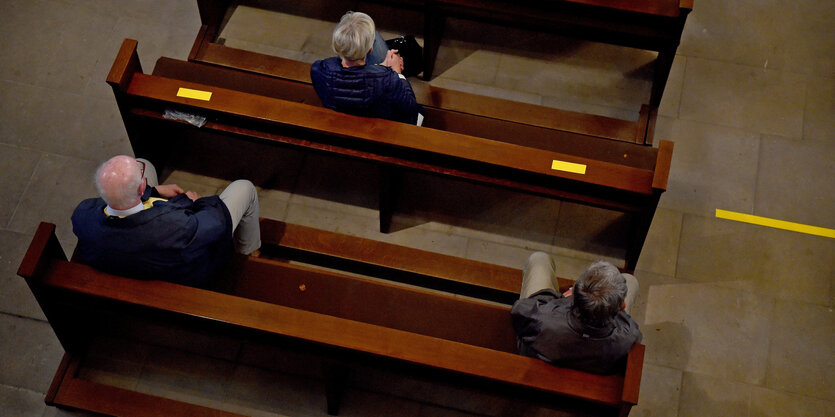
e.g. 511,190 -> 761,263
551,160 -> 587,175
176,87 -> 212,101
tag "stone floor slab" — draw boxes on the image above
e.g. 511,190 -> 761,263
0,144 -> 42,229
0,1 -> 111,95
285,202 -> 468,258
289,153 -> 381,218
657,120 -> 760,217
134,345 -> 236,407
223,6 -> 314,52
803,75 -> 834,141
642,282 -> 772,384
658,56 -> 686,118
0,229 -> 46,321
677,214 -> 834,306
755,136 -> 835,229
679,57 -> 805,138
766,299 -> 835,401
634,208 -> 683,277
749,386 -> 835,417
223,364 -> 324,417
553,202 -> 629,262
0,314 -> 65,393
677,372 -> 751,417
0,384 -> 47,417
494,47 -> 653,112
630,364 -> 682,417
396,172 -> 562,252
8,154 -> 99,257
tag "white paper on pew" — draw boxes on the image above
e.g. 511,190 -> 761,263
416,113 -> 424,127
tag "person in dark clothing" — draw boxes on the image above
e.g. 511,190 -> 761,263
310,11 -> 423,125
71,155 -> 260,288
511,252 -> 642,374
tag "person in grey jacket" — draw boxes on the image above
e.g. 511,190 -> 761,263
310,11 -> 423,125
511,252 -> 642,374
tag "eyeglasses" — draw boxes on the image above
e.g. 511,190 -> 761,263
137,160 -> 145,179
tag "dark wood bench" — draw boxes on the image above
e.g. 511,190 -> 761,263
20,220 -> 645,416
108,38 -> 672,271
188,25 -> 656,145
194,0 -> 693,108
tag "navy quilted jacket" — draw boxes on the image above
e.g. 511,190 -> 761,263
71,186 -> 233,288
310,57 -> 422,124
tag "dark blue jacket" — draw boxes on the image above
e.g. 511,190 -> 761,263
310,57 -> 423,124
71,187 -> 233,288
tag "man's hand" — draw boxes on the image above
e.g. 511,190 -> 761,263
381,49 -> 404,74
155,184 -> 184,198
185,191 -> 201,201
562,287 -> 573,297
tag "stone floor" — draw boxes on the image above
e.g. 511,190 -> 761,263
0,0 -> 833,416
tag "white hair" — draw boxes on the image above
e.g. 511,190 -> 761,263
332,11 -> 376,61
95,156 -> 143,208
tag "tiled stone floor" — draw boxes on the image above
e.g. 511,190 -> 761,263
0,0 -> 833,416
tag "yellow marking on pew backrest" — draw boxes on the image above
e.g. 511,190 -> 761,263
176,87 -> 212,101
551,160 -> 587,175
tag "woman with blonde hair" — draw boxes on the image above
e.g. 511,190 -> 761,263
311,11 -> 423,125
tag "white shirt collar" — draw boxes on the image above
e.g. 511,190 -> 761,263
105,201 -> 144,217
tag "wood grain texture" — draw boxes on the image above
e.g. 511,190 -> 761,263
126,73 -> 657,194
106,38 -> 142,91
41,259 -> 627,405
23,222 -> 645,414
652,140 -> 674,190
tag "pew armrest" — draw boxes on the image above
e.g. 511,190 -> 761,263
106,38 -> 142,91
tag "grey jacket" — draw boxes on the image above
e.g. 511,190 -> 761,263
510,290 -> 642,374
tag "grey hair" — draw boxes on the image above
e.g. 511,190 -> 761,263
95,157 -> 143,208
572,260 -> 627,325
332,11 -> 375,61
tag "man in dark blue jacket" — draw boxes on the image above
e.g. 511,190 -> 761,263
71,155 -> 260,287
310,11 -> 423,125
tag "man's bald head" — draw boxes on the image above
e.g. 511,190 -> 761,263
95,155 -> 144,209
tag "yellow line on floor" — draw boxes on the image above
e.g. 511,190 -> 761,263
715,209 -> 835,239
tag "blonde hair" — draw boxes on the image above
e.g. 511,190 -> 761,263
332,11 -> 375,61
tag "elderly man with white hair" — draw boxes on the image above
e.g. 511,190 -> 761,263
71,156 -> 260,287
310,11 -> 423,125
511,252 -> 642,374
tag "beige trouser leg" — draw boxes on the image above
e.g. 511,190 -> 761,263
219,180 -> 261,255
520,252 -> 558,299
622,273 -> 639,315
136,158 -> 159,187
